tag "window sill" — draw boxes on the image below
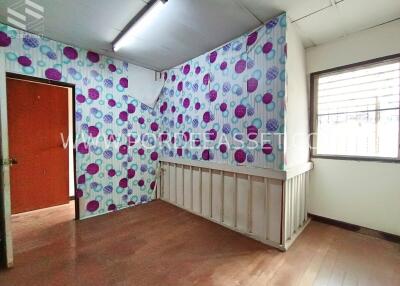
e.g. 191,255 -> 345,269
311,154 -> 400,164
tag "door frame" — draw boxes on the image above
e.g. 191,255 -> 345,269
0,72 -> 79,268
6,72 -> 79,219
0,54 -> 13,268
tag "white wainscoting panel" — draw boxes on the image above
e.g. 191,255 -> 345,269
160,160 -> 285,249
159,158 -> 313,250
283,171 -> 310,248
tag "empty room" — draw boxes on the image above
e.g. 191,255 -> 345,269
0,0 -> 399,285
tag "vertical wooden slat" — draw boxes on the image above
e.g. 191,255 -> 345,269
158,162 -> 162,199
233,173 -> 237,228
298,174 -> 303,225
209,169 -> 212,218
281,180 -> 287,245
291,178 -> 295,236
220,170 -> 224,223
174,163 -> 177,204
300,174 -> 305,225
264,177 -> 269,240
190,166 -> 193,211
288,179 -> 292,240
199,168 -> 202,215
294,176 -> 299,231
168,163 -> 171,202
181,165 -> 184,207
285,179 -> 290,239
247,175 -> 252,233
303,172 -> 308,222
297,175 -> 301,229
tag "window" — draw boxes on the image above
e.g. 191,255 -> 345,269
311,55 -> 400,160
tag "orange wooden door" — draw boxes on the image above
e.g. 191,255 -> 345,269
7,78 -> 70,214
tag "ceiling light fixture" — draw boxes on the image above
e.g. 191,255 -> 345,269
112,0 -> 168,52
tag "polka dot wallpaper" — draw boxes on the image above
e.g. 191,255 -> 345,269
0,13 -> 287,219
0,23 -> 159,218
157,14 -> 287,170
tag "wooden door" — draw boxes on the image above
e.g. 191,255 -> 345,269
7,78 -> 69,214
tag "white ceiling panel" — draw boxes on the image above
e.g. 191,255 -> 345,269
337,0 -> 400,34
295,5 -> 346,46
0,0 -> 399,70
238,0 -> 332,22
0,0 -> 146,63
117,0 -> 263,70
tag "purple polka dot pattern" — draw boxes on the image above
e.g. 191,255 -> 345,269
108,64 -> 117,72
63,46 -> 78,60
209,51 -> 217,63
17,56 -> 31,66
23,34 -> 39,48
0,14 -> 286,218
235,104 -> 247,118
86,200 -> 99,212
235,59 -> 246,74
247,125 -> 258,139
119,77 -> 128,88
183,64 -> 190,75
262,144 -> 273,155
76,94 -> 85,103
88,88 -> 99,100
247,78 -> 258,93
247,31 -> 258,46
234,149 -> 246,163
87,51 -> 100,63
263,42 -> 273,54
86,163 -> 99,175
220,61 -> 227,70
77,143 -> 89,154
157,14 -> 286,170
0,31 -> 11,47
263,93 -> 273,104
45,68 -> 62,81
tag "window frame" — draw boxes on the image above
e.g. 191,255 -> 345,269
310,53 -> 400,163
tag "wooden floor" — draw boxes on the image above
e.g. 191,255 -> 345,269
1,200 -> 399,286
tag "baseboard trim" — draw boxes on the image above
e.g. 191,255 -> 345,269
309,213 -> 400,244
69,196 -> 75,201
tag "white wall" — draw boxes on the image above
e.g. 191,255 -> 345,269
306,19 -> 400,236
128,64 -> 164,107
284,22 -> 309,169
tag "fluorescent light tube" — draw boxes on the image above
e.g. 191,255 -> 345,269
113,0 -> 165,52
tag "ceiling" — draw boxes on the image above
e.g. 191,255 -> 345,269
0,0 -> 399,71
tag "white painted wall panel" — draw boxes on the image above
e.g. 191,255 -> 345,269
285,21 -> 310,169
127,64 -> 163,107
306,19 -> 400,236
